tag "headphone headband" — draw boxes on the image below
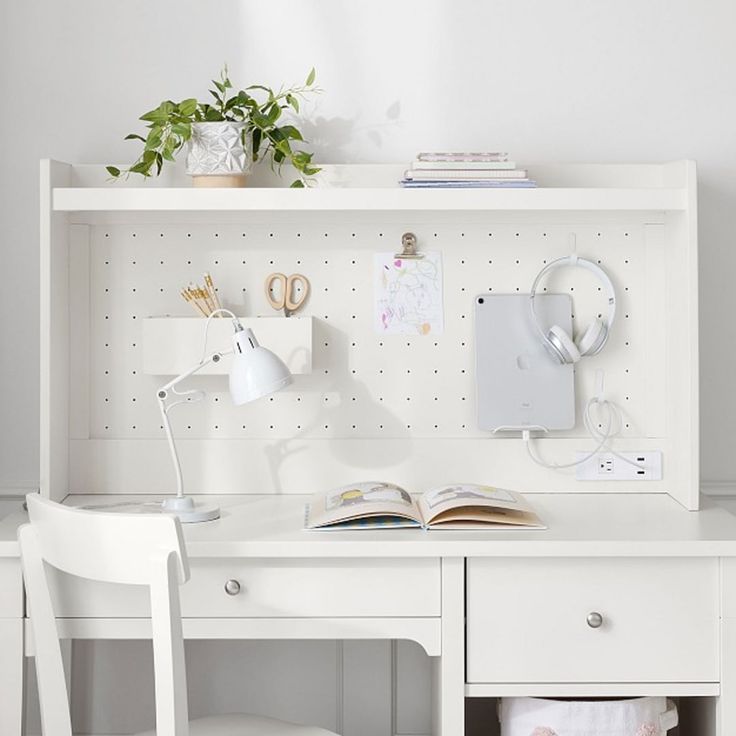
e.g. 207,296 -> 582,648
529,255 -> 617,362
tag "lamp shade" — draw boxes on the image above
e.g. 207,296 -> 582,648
228,327 -> 292,405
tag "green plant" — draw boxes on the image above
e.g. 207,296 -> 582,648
107,67 -> 320,187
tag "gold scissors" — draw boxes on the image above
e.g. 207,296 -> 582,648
264,272 -> 310,317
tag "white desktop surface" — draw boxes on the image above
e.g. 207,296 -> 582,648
4,492 -> 736,558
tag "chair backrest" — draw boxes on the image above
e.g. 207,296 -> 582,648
19,494 -> 191,736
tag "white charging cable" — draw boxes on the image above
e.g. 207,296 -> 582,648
522,371 -> 644,471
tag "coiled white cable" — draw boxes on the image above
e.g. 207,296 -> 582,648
522,372 -> 644,471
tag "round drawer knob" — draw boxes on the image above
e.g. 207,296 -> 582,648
224,579 -> 241,596
586,611 -> 604,629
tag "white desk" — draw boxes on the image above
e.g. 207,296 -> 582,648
4,493 -> 736,735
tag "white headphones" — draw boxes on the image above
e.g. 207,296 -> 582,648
529,255 -> 617,364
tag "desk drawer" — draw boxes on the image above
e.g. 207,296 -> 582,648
48,558 -> 440,618
466,557 -> 718,683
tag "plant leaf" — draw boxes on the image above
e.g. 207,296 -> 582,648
279,125 -> 303,141
267,103 -> 281,123
290,179 -> 305,188
124,133 -> 146,142
139,108 -> 169,123
306,67 -> 316,86
106,166 -> 121,177
178,98 -> 198,117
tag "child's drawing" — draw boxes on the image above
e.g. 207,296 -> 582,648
374,252 -> 444,335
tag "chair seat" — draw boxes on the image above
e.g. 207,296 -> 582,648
136,713 -> 340,736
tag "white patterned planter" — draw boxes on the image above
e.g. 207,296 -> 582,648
186,122 -> 252,187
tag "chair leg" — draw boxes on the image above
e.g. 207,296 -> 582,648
60,640 -> 73,713
0,618 -> 25,736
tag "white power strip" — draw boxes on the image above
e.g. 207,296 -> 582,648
575,451 -> 663,481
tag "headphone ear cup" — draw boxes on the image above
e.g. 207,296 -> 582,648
547,325 -> 581,364
577,318 -> 608,357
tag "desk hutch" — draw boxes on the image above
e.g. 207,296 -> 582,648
2,159 -> 736,735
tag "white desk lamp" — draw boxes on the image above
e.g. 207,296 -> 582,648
156,309 -> 292,522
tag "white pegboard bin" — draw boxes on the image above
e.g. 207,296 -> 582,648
142,316 -> 313,376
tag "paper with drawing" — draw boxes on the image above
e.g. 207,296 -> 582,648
374,252 -> 444,335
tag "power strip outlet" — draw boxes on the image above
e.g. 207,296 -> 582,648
575,451 -> 663,481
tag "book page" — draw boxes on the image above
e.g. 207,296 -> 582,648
305,481 -> 423,529
417,484 -> 541,526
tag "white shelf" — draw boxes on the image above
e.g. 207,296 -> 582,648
142,316 -> 313,376
53,185 -> 686,213
50,161 -> 694,215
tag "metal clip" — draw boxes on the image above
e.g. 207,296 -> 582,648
395,232 -> 424,260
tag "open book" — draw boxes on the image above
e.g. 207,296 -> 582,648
304,482 -> 544,530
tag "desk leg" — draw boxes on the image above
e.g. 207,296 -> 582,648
719,559 -> 736,735
433,558 -> 464,736
0,618 -> 24,736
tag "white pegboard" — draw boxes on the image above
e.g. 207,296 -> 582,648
83,221 -> 660,445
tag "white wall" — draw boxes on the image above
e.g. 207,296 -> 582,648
3,1 -> 736,732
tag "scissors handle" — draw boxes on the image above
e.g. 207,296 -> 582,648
265,273 -> 287,311
285,273 -> 310,313
264,272 -> 310,316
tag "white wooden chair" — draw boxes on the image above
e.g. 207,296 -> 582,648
19,494 -> 341,736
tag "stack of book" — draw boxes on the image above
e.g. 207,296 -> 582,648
400,152 -> 536,188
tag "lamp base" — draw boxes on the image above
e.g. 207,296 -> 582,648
161,496 -> 220,523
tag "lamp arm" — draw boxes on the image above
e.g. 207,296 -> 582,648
155,349 -> 234,498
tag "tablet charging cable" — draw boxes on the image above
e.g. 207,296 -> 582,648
522,371 -> 644,471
